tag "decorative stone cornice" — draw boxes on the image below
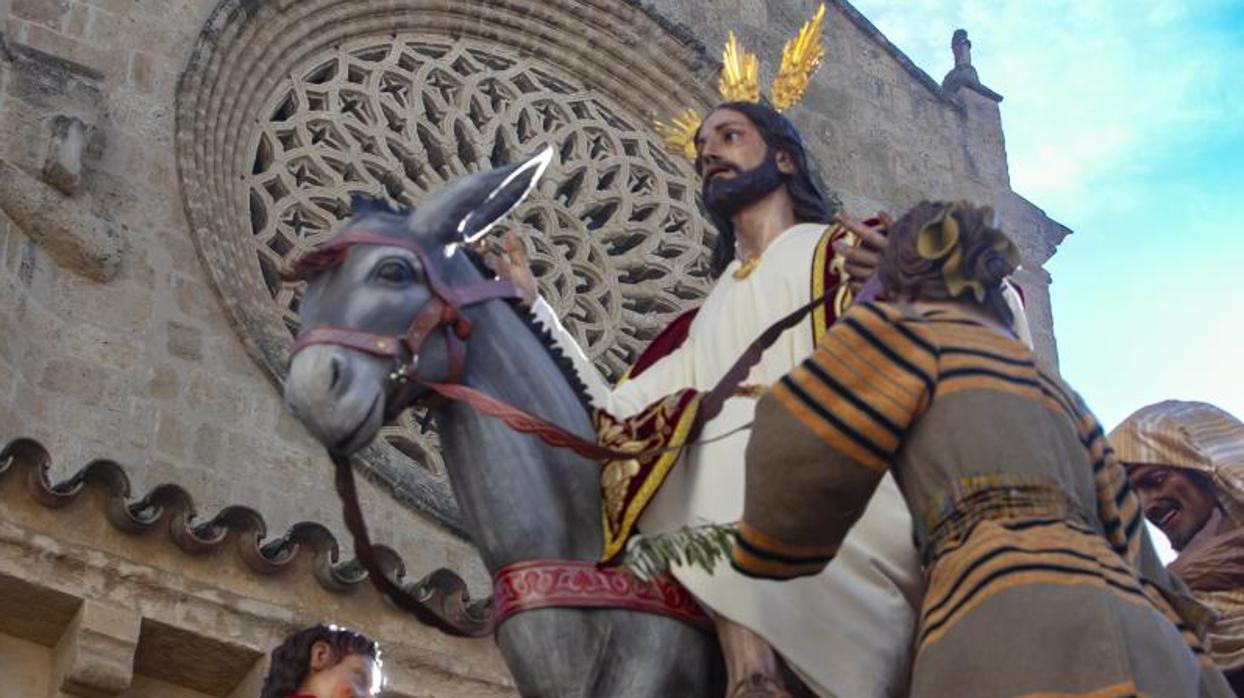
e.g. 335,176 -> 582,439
0,437 -> 489,622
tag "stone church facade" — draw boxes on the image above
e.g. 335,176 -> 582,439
0,0 -> 1068,695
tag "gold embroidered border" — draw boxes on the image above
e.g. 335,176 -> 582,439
600,393 -> 702,562
810,223 -> 839,345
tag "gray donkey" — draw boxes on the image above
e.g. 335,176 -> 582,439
283,149 -> 721,696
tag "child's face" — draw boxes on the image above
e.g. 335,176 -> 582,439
302,645 -> 380,698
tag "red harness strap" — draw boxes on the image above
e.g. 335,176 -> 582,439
493,559 -> 712,632
289,229 -> 518,406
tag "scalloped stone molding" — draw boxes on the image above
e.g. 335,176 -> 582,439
0,437 -> 478,604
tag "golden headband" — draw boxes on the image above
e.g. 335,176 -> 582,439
654,4 -> 827,161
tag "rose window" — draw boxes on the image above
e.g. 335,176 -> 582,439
243,37 -> 712,476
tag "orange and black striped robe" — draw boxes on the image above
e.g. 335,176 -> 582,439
733,302 -> 1231,697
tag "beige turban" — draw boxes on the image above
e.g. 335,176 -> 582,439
1110,400 -> 1244,673
1109,400 -> 1244,526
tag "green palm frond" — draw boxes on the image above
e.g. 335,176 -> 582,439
621,523 -> 737,581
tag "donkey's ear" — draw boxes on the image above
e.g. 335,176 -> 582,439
409,146 -> 553,243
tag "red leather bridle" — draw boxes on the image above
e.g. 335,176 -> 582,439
288,228 -> 521,414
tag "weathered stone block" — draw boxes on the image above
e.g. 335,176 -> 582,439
62,2 -> 91,40
0,160 -> 122,283
172,274 -> 218,321
39,356 -> 105,404
155,412 -> 186,455
17,22 -> 112,76
77,0 -> 131,15
192,423 -> 222,468
13,378 -> 49,425
11,0 -> 69,28
126,50 -> 156,94
146,363 -> 180,400
165,321 -> 203,362
65,323 -> 141,373
186,372 -> 244,416
85,6 -> 121,45
51,599 -> 141,697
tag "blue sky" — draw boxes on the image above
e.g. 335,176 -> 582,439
847,0 -> 1244,430
847,0 -> 1244,558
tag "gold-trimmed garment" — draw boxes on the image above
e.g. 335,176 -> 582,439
596,389 -> 701,563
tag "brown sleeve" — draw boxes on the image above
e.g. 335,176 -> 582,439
731,391 -> 885,579
730,303 -> 935,580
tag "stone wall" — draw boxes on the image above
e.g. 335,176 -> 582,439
0,0 -> 1068,695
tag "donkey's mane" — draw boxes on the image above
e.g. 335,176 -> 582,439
503,299 -> 596,417
459,249 -> 596,417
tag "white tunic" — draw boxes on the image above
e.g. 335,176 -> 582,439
532,223 -> 922,698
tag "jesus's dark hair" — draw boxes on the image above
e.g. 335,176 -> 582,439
697,101 -> 840,278
259,624 -> 379,698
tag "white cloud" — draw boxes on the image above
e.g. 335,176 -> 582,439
848,0 -> 1244,220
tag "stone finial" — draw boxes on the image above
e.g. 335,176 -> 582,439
952,29 -> 972,68
941,28 -> 1002,102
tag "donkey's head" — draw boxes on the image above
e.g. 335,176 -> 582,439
283,148 -> 551,454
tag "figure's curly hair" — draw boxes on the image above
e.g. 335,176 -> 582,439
880,200 -> 1018,327
260,624 -> 380,698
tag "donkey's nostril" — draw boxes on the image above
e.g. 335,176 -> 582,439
329,355 -> 343,390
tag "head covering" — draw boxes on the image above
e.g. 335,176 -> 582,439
1112,401 -> 1244,674
1109,400 -> 1244,526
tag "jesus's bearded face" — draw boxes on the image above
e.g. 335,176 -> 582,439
694,108 -> 795,218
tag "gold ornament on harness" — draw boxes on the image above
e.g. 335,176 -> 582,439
652,3 -> 828,162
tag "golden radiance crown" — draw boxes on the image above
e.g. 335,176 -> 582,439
654,4 -> 827,161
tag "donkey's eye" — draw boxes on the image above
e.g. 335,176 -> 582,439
373,258 -> 417,285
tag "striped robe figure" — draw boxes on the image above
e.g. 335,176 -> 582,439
732,302 -> 1233,697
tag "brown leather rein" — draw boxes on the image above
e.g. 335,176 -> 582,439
289,228 -> 845,636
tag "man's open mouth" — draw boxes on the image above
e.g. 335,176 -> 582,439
705,164 -> 736,182
1146,498 -> 1181,531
